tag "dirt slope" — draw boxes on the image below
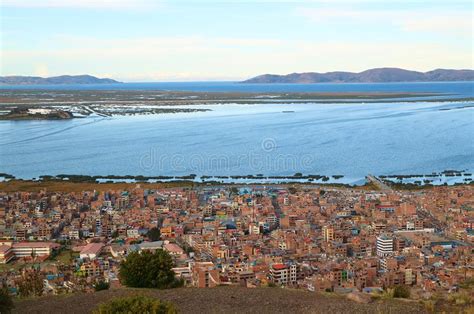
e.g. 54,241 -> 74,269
13,287 -> 428,314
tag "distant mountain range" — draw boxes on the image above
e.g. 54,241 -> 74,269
0,75 -> 121,85
242,68 -> 474,83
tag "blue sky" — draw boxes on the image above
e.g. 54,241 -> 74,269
1,0 -> 472,81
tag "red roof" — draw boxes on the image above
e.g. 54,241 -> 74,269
272,263 -> 287,270
164,243 -> 184,253
13,242 -> 60,249
80,243 -> 104,255
0,245 -> 12,254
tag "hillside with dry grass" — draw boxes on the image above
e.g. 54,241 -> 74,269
12,287 -> 432,314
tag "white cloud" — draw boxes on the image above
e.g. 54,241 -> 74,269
2,35 -> 471,80
34,64 -> 49,77
0,0 -> 158,9
295,7 -> 473,37
401,17 -> 472,36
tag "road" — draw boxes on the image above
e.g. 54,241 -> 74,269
366,174 -> 392,191
82,105 -> 111,117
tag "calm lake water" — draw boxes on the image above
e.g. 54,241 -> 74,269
1,81 -> 473,97
0,82 -> 473,183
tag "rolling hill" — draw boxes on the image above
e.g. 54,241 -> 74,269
242,68 -> 474,83
0,75 -> 121,85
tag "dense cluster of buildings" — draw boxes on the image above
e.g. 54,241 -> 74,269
0,183 -> 472,296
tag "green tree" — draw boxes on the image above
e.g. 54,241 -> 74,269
147,227 -> 161,241
17,271 -> 43,297
94,280 -> 110,291
119,250 -> 182,289
93,295 -> 177,314
0,287 -> 14,314
393,285 -> 410,298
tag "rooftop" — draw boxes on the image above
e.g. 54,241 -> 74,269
80,243 -> 104,255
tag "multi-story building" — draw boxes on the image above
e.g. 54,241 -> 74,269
322,226 -> 334,242
80,259 -> 110,277
192,262 -> 220,288
376,234 -> 393,257
269,263 -> 297,285
12,242 -> 60,259
0,245 -> 14,263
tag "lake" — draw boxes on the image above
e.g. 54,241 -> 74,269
0,82 -> 473,184
1,81 -> 473,97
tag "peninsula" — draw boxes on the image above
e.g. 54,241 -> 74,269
243,68 -> 474,83
0,74 -> 121,85
0,107 -> 73,120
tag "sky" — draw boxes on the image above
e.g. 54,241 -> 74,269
0,0 -> 472,81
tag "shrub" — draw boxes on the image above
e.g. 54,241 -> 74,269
448,292 -> 472,306
17,271 -> 43,297
147,227 -> 161,242
0,288 -> 14,314
93,295 -> 177,314
393,285 -> 410,298
94,280 -> 110,291
459,278 -> 474,289
421,300 -> 435,313
119,250 -> 182,289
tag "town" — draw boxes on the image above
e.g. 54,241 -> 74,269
0,183 -> 472,301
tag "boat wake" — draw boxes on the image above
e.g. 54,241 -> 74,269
0,118 -> 107,146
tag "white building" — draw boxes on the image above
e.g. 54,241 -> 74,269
138,241 -> 163,252
127,229 -> 140,238
269,263 -> 297,285
12,242 -> 60,258
376,234 -> 393,257
69,230 -> 80,240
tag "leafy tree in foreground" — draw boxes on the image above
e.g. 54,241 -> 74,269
93,295 -> 177,314
147,227 -> 161,241
0,287 -> 14,314
119,250 -> 182,289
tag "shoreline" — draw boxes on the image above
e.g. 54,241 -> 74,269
0,90 -> 457,105
0,178 -> 472,194
1,171 -> 472,192
0,90 -> 471,120
1,89 -> 471,120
